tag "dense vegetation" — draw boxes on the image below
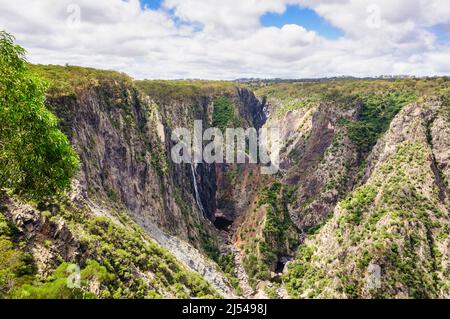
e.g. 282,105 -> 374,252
257,77 -> 448,121
212,96 -> 241,132
253,77 -> 449,298
284,135 -> 449,299
63,205 -> 219,299
0,32 -> 79,201
255,77 -> 449,103
29,64 -> 132,97
1,193 -> 220,299
343,91 -> 417,155
12,261 -> 113,299
135,80 -> 237,101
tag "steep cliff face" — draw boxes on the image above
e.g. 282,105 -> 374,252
233,79 -> 449,297
284,98 -> 450,299
279,101 -> 360,230
46,80 -> 198,241
233,94 -> 361,291
2,63 -> 448,299
136,80 -> 268,230
35,71 -> 269,297
7,67 -> 243,298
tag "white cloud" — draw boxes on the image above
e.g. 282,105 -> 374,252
0,0 -> 448,79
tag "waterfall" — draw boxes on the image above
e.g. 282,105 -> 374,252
190,164 -> 207,219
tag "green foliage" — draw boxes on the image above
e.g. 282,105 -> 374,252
345,91 -> 417,154
199,225 -> 220,261
218,253 -> 242,294
0,236 -> 34,298
76,213 -> 219,299
212,96 -> 240,132
284,140 -> 449,299
243,248 -> 271,288
150,142 -> 169,176
30,64 -> 132,97
0,212 -> 34,298
264,283 -> 281,299
198,225 -> 242,295
13,261 -> 113,299
275,94 -> 323,117
0,32 -> 79,201
1,210 -> 113,299
135,80 -> 237,101
260,183 -> 297,260
441,89 -> 450,121
339,186 -> 378,225
2,194 -> 219,299
0,209 -> 10,235
256,77 -> 448,106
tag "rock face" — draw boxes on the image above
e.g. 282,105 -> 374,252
279,102 -> 361,230
284,99 -> 450,299
3,66 -> 449,299
0,194 -> 84,275
43,75 -> 268,297
47,81 -> 201,242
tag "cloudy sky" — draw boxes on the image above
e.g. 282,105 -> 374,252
0,0 -> 449,79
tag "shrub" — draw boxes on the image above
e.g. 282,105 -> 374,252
12,261 -> 113,299
346,91 -> 417,155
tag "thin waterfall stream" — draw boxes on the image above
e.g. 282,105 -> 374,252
190,164 -> 207,218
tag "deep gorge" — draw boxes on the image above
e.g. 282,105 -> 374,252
1,62 -> 449,299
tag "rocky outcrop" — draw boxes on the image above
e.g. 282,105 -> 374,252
0,194 -> 85,275
236,88 -> 268,130
1,185 -> 226,298
284,99 -> 450,299
279,102 -> 360,231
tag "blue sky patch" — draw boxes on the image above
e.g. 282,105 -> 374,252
140,0 -> 163,10
261,5 -> 344,39
430,24 -> 450,45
